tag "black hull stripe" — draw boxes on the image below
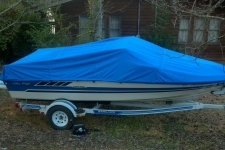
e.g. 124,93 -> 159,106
24,84 -> 220,93
26,88 -> 214,93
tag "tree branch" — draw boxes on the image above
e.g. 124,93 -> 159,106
0,0 -> 22,16
0,16 -> 22,32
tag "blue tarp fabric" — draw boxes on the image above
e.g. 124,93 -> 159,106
2,36 -> 225,83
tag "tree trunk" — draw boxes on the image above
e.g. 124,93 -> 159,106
90,0 -> 103,41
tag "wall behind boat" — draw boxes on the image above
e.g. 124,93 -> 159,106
59,0 -> 225,62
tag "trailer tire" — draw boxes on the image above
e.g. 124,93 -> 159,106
47,106 -> 74,130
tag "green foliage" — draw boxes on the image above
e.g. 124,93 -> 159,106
0,5 -> 75,63
142,5 -> 175,50
0,1 -> 22,52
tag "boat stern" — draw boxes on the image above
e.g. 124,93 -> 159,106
0,80 -> 7,89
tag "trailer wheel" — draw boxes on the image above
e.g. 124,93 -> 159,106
47,106 -> 74,130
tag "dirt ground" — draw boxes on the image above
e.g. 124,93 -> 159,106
0,89 -> 225,150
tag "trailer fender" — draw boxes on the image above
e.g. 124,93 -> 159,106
45,100 -> 77,117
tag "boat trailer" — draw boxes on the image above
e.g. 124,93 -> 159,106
2,79 -> 224,130
15,99 -> 225,130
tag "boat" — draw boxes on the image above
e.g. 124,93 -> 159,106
1,36 -> 225,102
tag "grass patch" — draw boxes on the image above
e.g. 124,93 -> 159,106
0,101 -> 50,130
1,89 -> 225,149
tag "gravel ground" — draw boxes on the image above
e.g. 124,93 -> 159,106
0,89 -> 225,150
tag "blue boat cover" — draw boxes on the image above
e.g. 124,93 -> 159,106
2,36 -> 225,83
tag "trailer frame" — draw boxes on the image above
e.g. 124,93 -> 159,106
14,99 -> 225,130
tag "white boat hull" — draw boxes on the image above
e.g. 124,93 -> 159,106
5,81 -> 224,102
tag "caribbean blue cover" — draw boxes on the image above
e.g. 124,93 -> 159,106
2,36 -> 225,83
